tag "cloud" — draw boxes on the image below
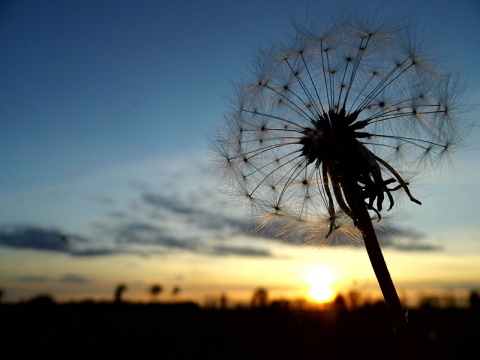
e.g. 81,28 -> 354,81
0,190 -> 440,259
17,276 -> 50,283
0,225 -> 122,257
59,274 -> 91,283
137,180 -> 441,253
108,219 -> 274,257
0,155 -> 442,258
211,245 -> 272,257
16,274 -> 91,284
376,226 -> 442,251
0,226 -> 76,252
140,190 -> 248,235
0,221 -> 274,258
142,192 -> 197,215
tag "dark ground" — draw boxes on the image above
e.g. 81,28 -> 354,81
1,299 -> 479,359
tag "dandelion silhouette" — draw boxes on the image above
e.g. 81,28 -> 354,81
212,16 -> 469,359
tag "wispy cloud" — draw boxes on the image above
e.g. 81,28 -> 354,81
0,225 -> 119,256
0,155 -> 441,257
0,226 -> 80,252
16,274 -> 92,284
59,274 -> 91,283
17,275 -> 50,283
376,226 -> 441,251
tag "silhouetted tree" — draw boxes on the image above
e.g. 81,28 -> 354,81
332,294 -> 347,313
114,283 -> 127,303
220,292 -> 228,309
469,290 -> 480,309
26,294 -> 56,306
149,284 -> 163,302
419,295 -> 440,309
172,285 -> 181,298
347,289 -> 362,309
251,287 -> 268,308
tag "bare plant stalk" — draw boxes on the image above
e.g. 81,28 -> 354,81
345,182 -> 419,360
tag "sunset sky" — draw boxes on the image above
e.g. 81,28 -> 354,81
1,0 -> 480,306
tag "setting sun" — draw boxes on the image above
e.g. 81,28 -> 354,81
305,265 -> 337,303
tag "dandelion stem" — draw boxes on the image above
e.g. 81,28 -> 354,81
345,182 -> 419,360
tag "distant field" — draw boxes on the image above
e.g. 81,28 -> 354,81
2,300 -> 479,359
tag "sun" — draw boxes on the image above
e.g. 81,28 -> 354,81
304,265 -> 337,303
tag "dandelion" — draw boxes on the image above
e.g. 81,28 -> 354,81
212,15 -> 469,359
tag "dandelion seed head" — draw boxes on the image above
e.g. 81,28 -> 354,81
212,16 -> 470,243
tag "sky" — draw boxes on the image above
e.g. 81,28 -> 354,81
1,0 -> 480,306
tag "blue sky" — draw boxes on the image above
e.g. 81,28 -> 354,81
1,0 -> 480,304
